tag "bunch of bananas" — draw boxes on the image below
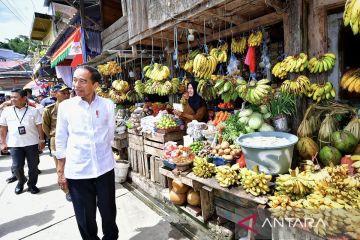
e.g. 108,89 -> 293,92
112,80 -> 129,93
109,89 -> 126,104
280,75 -> 310,96
126,90 -> 143,102
210,47 -> 227,63
214,78 -> 238,103
183,59 -> 193,72
343,0 -> 360,35
271,62 -> 287,79
95,86 -> 110,98
248,31 -> 263,47
231,37 -> 247,54
219,42 -> 228,52
239,167 -> 272,196
353,159 -> 360,172
171,78 -> 181,94
157,80 -> 173,96
134,80 -> 145,96
197,79 -> 217,101
308,53 -> 336,73
283,53 -> 309,73
178,78 -> 190,94
193,53 -> 217,79
307,82 -> 336,102
215,165 -> 241,188
275,168 -> 313,199
143,63 -> 170,81
340,68 -> 360,93
237,79 -> 272,105
192,156 -> 216,178
97,61 -> 122,76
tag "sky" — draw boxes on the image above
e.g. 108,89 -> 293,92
0,0 -> 49,42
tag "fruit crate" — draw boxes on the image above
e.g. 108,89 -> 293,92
155,126 -> 182,134
159,167 -> 214,223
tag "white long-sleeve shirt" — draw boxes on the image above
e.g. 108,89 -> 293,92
55,95 -> 116,179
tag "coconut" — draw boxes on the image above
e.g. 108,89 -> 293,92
331,130 -> 358,154
319,146 -> 342,166
296,137 -> 319,159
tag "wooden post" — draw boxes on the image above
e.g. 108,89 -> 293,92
79,0 -> 85,28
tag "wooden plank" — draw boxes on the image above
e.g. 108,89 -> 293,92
187,172 -> 268,205
200,187 -> 214,222
101,16 -> 128,40
102,19 -> 129,45
144,139 -> 164,149
150,155 -> 156,182
128,133 -> 143,143
178,12 -> 283,50
316,0 -> 346,9
103,31 -> 129,51
177,21 -> 212,34
144,145 -> 163,158
179,205 -> 204,222
159,167 -> 193,187
134,149 -> 139,173
129,142 -> 143,152
308,1 -> 327,57
144,153 -> 150,178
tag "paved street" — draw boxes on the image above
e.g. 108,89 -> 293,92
0,150 -> 189,240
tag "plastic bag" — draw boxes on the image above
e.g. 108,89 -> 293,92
227,53 -> 240,76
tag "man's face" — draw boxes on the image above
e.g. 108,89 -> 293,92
10,92 -> 26,107
55,89 -> 70,102
72,68 -> 98,98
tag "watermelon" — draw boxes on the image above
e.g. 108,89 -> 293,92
319,146 -> 342,166
331,131 -> 358,154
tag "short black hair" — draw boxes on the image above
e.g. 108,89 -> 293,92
11,88 -> 27,97
23,88 -> 32,95
76,65 -> 102,83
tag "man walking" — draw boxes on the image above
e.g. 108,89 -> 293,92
56,66 -> 118,240
42,84 -> 71,201
0,88 -> 45,194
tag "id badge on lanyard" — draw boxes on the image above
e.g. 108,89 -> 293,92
14,106 -> 28,135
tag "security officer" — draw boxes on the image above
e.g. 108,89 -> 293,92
42,84 -> 71,201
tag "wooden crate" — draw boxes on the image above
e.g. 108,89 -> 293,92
159,167 -> 214,223
143,130 -> 185,143
128,148 -> 146,176
112,132 -> 128,150
128,132 -> 144,152
150,156 -> 167,187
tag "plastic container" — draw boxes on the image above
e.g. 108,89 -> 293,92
235,131 -> 298,175
162,159 -> 176,170
209,156 -> 235,166
114,160 -> 130,183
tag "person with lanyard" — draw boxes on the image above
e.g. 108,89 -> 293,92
173,78 -> 208,124
42,84 -> 72,201
56,66 -> 118,239
0,88 -> 45,194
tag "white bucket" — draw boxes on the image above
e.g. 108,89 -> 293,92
114,160 -> 130,183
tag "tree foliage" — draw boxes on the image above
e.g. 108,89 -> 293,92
0,35 -> 40,56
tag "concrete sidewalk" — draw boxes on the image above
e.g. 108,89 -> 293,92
0,151 -> 189,240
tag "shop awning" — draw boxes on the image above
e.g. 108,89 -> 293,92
50,27 -> 83,68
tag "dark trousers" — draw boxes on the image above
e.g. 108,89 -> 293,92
10,144 -> 39,187
68,169 -> 118,240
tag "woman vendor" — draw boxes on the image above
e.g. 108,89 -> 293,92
174,80 -> 208,124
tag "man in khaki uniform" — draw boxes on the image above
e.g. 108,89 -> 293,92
42,84 -> 71,201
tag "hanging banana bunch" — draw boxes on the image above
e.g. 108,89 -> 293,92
248,31 -> 263,47
231,37 -> 247,54
193,53 -> 218,79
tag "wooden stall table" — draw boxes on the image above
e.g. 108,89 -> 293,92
143,131 -> 185,186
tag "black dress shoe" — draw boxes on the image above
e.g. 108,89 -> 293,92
27,186 -> 40,194
6,176 -> 17,183
15,183 -> 24,194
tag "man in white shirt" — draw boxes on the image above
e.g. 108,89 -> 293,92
56,66 -> 118,240
0,88 -> 45,194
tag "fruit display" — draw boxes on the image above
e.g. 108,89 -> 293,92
306,82 -> 336,102
143,63 -> 170,81
97,61 -> 122,76
217,102 -> 234,109
192,156 -> 216,178
214,77 -> 238,102
340,68 -> 360,93
247,31 -> 263,47
231,37 -> 247,54
134,80 -> 145,96
183,60 -> 194,72
144,79 -> 174,96
210,141 -> 241,161
182,49 -> 201,72
215,164 -> 242,188
189,141 -> 204,154
239,166 -> 272,196
308,53 -> 336,73
170,78 -> 181,94
331,130 -> 359,154
197,79 -> 217,101
109,89 -> 127,104
210,47 -> 227,63
343,0 -> 360,35
156,115 -> 177,129
280,75 -> 310,96
197,144 -> 213,158
212,111 -> 231,126
237,79 -> 272,105
193,53 -> 218,79
283,53 -> 308,73
112,80 -> 129,92
171,146 -> 195,165
95,85 -> 110,98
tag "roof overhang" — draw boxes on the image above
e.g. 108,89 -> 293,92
30,12 -> 53,41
